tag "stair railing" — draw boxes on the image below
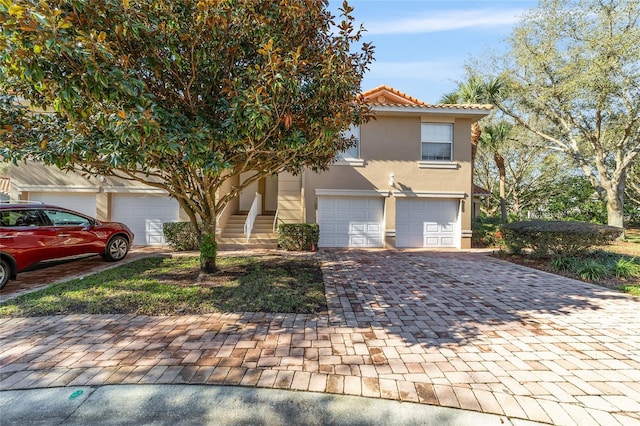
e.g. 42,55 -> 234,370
244,192 -> 262,242
272,208 -> 279,233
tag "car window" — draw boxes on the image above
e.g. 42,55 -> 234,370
43,210 -> 91,227
1,209 -> 46,227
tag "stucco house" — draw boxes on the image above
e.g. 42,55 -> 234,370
7,85 -> 491,249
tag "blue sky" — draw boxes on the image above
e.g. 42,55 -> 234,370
329,0 -> 538,103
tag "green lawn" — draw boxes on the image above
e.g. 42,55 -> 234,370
0,255 -> 326,317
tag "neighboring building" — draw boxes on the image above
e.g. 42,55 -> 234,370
0,176 -> 10,202
9,161 -> 186,246
9,85 -> 491,249
473,184 -> 493,218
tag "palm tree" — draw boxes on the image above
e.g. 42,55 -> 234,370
480,121 -> 512,224
440,77 -> 503,166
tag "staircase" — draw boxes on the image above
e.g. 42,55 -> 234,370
217,213 -> 278,249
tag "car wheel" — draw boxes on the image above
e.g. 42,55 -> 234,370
0,258 -> 10,289
104,235 -> 130,262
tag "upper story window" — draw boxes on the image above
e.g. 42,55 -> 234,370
337,125 -> 360,160
421,123 -> 453,161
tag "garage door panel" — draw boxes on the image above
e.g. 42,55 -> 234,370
318,197 -> 384,248
396,199 -> 459,248
336,210 -> 351,220
424,237 -> 440,246
425,223 -> 439,233
441,223 -> 454,232
366,223 -> 382,233
29,193 -> 97,218
350,223 -> 366,233
112,194 -> 179,246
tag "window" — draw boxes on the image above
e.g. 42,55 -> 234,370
421,123 -> 453,161
43,209 -> 91,226
337,125 -> 360,160
5,210 -> 46,227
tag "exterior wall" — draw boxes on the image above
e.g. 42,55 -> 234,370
302,113 -> 475,248
97,192 -> 108,221
216,174 -> 239,231
276,172 -> 303,224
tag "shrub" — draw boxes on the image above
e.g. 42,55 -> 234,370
163,222 -> 200,251
278,223 -> 319,251
611,257 -> 640,278
501,220 -> 622,256
550,256 -> 578,272
472,216 -> 503,248
575,259 -> 610,281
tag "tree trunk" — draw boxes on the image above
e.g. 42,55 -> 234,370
471,122 -> 481,166
494,151 -> 507,224
199,220 -> 218,275
606,186 -> 625,228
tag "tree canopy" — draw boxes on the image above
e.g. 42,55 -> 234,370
487,0 -> 640,228
0,0 -> 374,272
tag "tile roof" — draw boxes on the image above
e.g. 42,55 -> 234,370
362,85 -> 493,111
362,85 -> 427,106
473,184 -> 492,195
0,176 -> 9,195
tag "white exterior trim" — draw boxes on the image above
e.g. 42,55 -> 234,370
334,159 -> 365,167
102,187 -> 169,194
418,161 -> 460,170
392,191 -> 467,199
316,189 -> 390,197
15,185 -> 99,193
371,104 -> 492,118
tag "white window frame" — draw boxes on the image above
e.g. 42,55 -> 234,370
336,125 -> 364,166
421,123 -> 453,162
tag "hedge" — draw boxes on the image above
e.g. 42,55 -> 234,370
278,223 -> 319,251
163,222 -> 200,251
501,220 -> 623,256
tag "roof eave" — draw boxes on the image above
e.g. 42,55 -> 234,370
370,104 -> 493,119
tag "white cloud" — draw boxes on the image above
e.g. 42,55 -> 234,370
365,9 -> 526,35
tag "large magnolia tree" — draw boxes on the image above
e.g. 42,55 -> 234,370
489,0 -> 640,228
0,0 -> 374,273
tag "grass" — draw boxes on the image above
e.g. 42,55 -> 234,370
0,254 -> 326,317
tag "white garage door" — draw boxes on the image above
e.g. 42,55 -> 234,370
317,197 -> 384,248
111,194 -> 179,246
29,192 -> 97,217
396,199 -> 459,248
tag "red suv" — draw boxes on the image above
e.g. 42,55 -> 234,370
0,202 -> 134,289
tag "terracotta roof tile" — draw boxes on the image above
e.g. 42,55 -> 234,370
474,184 -> 492,195
0,176 -> 9,195
362,85 -> 493,111
362,85 -> 427,106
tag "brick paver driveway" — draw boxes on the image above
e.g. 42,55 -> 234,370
1,249 -> 639,425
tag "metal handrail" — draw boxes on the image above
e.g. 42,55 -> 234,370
244,192 -> 262,242
272,208 -> 279,233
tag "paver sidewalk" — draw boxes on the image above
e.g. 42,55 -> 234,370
1,250 -> 639,425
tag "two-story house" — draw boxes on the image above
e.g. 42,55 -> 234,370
7,86 -> 491,249
274,85 -> 492,249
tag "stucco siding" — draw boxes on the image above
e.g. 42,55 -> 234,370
277,173 -> 302,223
302,113 -> 476,248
